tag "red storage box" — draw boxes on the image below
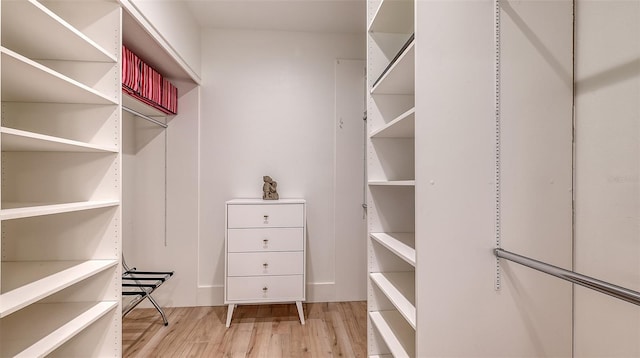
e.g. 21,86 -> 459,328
122,45 -> 177,115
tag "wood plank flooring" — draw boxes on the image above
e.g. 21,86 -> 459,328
123,301 -> 367,357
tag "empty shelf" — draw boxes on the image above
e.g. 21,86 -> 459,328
370,108 -> 415,138
369,310 -> 415,358
0,200 -> 119,220
0,260 -> 118,317
370,272 -> 416,329
1,301 -> 117,357
1,47 -> 117,105
370,233 -> 415,266
1,127 -> 118,153
2,0 -> 116,62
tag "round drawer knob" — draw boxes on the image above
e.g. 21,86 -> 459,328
262,286 -> 268,292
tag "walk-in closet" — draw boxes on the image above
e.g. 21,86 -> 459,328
0,0 -> 638,357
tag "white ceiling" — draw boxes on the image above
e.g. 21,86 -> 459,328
183,0 -> 366,34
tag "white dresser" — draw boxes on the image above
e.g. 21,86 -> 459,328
225,198 -> 306,327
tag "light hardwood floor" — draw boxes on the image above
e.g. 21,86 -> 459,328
123,301 -> 367,357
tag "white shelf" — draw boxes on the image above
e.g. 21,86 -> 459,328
1,127 -> 118,153
370,272 -> 416,329
1,301 -> 117,357
1,0 -> 116,62
369,310 -> 415,358
123,93 -> 170,119
1,47 -> 117,105
370,233 -> 416,266
121,3 -> 199,83
371,41 -> 415,95
0,200 -> 120,221
368,0 -> 414,34
0,260 -> 118,318
368,180 -> 415,186
370,108 -> 415,138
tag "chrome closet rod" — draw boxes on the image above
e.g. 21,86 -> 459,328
495,248 -> 640,306
123,106 -> 168,128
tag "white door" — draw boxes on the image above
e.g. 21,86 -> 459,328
334,59 -> 367,301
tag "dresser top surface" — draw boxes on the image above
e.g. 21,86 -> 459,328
226,198 -> 306,205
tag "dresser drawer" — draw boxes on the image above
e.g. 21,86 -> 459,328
227,203 -> 304,228
227,252 -> 303,276
227,228 -> 303,252
226,275 -> 304,302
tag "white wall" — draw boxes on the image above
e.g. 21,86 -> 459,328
198,29 -> 365,305
574,1 -> 640,356
415,0 -> 573,356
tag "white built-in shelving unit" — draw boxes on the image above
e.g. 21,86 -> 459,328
0,0 -> 122,356
367,0 -> 416,356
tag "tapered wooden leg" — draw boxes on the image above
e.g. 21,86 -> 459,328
226,304 -> 235,328
296,301 -> 305,325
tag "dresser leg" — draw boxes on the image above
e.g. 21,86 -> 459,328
296,301 -> 305,325
226,304 -> 235,328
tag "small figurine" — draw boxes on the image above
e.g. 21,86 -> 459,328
262,176 -> 279,200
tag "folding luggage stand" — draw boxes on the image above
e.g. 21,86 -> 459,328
121,257 -> 174,326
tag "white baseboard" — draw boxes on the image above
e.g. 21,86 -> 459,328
196,284 -> 223,306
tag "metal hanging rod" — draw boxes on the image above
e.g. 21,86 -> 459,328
494,248 -> 640,306
122,106 -> 168,128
